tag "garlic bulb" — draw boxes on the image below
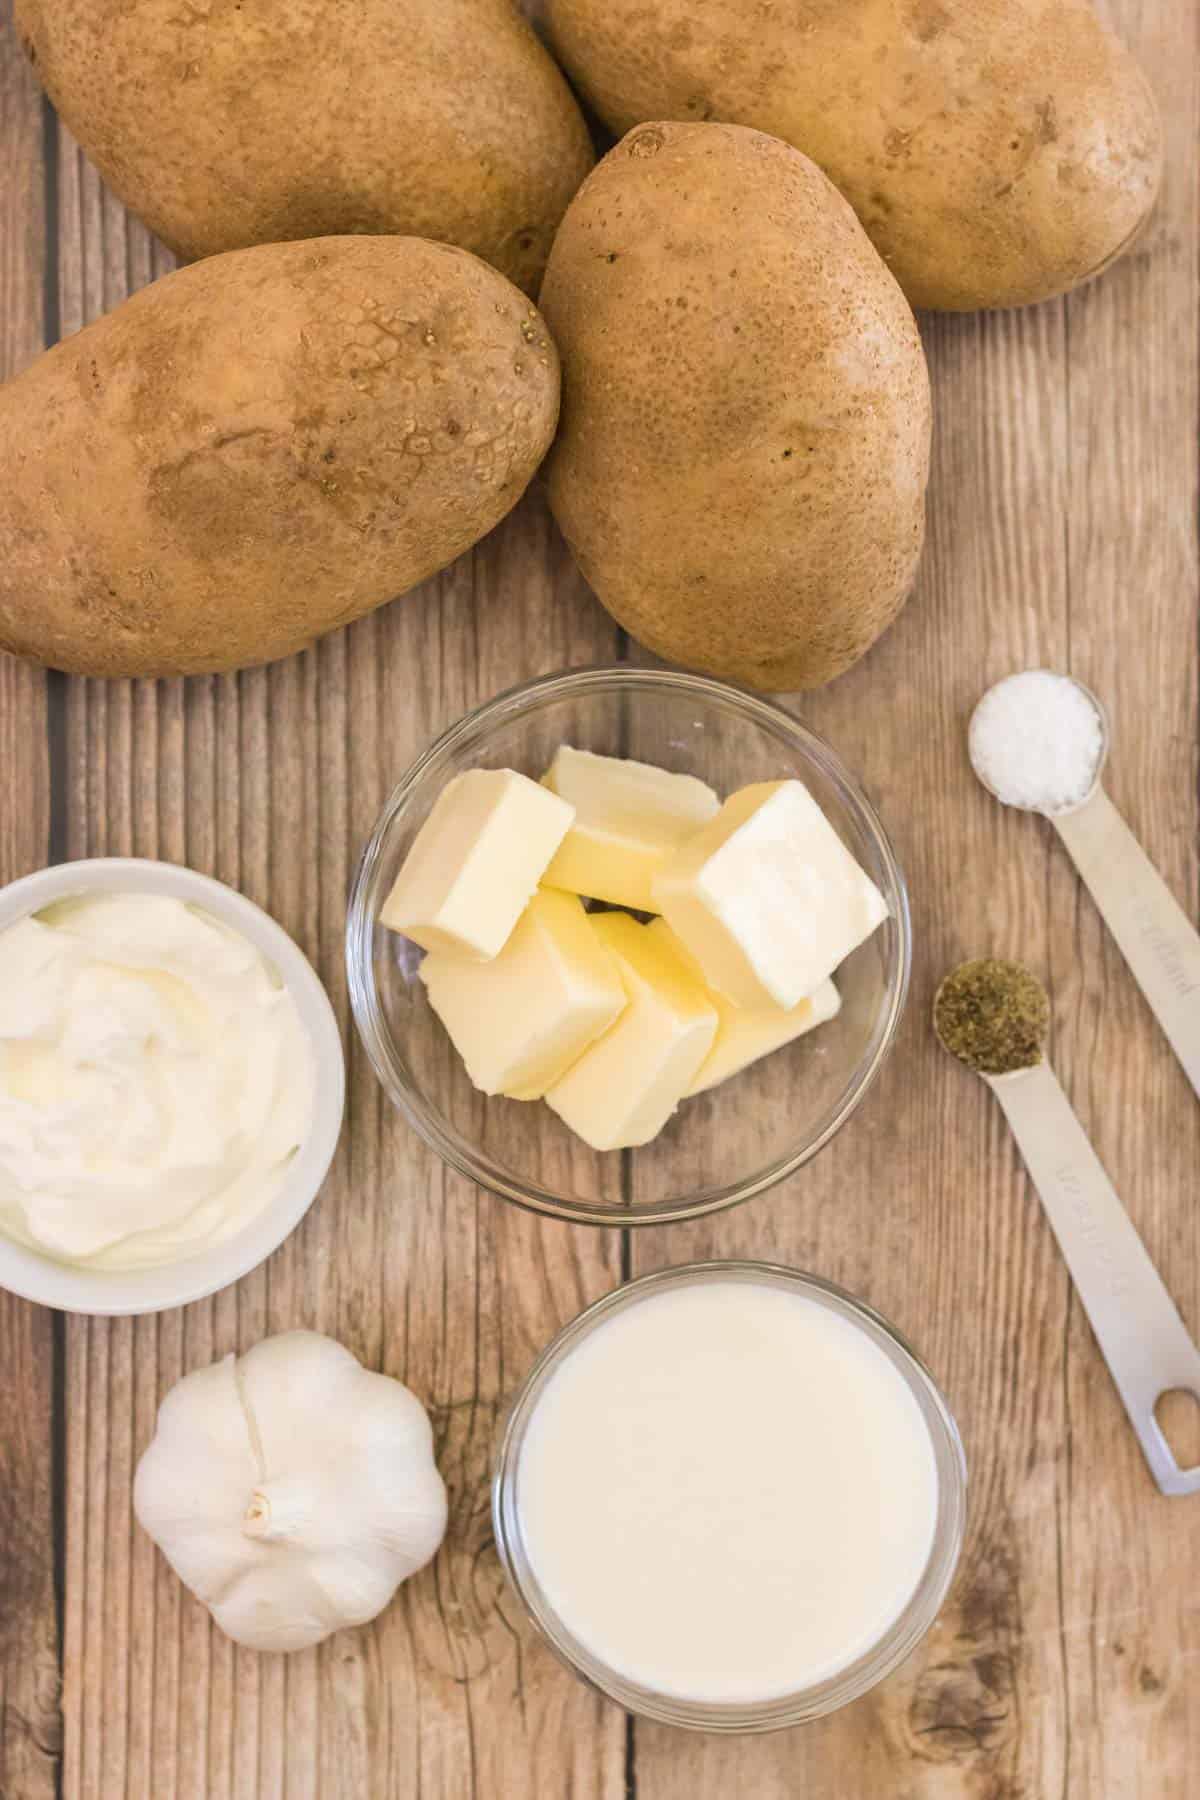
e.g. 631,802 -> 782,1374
134,1330 -> 447,1652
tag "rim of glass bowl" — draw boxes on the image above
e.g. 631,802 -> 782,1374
346,666 -> 912,1228
491,1260 -> 968,1733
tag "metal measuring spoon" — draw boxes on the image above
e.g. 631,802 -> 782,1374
970,673 -> 1200,1105
935,959 -> 1200,1496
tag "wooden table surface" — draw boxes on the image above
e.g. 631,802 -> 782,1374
2,2 -> 1199,1795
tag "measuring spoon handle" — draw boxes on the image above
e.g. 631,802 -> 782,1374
987,1060 -> 1200,1496
1054,787 -> 1200,1101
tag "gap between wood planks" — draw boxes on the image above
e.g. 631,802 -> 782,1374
38,82 -> 70,1800
615,625 -> 638,1800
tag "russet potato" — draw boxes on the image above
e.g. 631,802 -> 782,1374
0,236 -> 559,678
16,0 -> 594,295
540,123 -> 931,692
546,0 -> 1162,311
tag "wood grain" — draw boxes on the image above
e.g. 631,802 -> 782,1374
0,0 -> 1195,1795
50,130 -> 625,1798
0,7 -> 59,1797
626,2 -> 1200,1797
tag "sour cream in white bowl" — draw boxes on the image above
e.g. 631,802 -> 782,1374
0,859 -> 344,1315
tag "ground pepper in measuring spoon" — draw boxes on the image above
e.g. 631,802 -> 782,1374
933,958 -> 1049,1075
934,958 -> 1200,1496
967,669 -> 1200,1106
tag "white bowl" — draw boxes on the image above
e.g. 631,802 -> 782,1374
0,858 -> 345,1315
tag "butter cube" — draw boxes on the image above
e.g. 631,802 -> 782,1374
652,779 -> 888,1010
649,921 -> 842,1094
380,768 -> 573,961
689,976 -> 841,1095
541,746 -> 719,912
545,912 -> 717,1150
420,890 -> 626,1099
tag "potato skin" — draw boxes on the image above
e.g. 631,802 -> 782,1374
16,0 -> 593,296
540,124 -> 931,692
546,0 -> 1162,311
0,237 -> 559,678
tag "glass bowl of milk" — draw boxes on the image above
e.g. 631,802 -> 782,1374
348,666 -> 911,1226
493,1261 -> 966,1731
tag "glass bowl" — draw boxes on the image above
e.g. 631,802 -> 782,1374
346,667 -> 910,1226
492,1261 -> 968,1732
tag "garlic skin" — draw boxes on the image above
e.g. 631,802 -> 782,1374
133,1331 -> 448,1652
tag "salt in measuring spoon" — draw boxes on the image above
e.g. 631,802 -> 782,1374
935,959 -> 1200,1497
969,670 -> 1200,1105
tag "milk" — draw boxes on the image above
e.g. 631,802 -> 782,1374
515,1279 -> 941,1704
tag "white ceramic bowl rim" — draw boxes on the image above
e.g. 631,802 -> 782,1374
0,858 -> 345,1316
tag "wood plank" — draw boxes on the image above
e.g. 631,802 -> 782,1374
628,2 -> 1200,1797
624,296 -> 1077,1800
0,5 -> 59,1796
51,135 -> 628,1797
1050,1 -> 1200,1791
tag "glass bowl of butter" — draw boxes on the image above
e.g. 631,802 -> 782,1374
347,667 -> 910,1227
